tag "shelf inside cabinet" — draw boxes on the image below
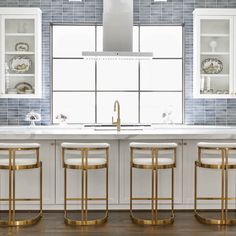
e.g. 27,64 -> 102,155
200,74 -> 229,77
5,51 -> 35,55
7,74 -> 35,77
201,52 -> 229,55
5,33 -> 34,37
201,33 -> 229,37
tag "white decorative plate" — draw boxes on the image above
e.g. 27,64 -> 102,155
9,56 -> 32,73
15,42 -> 29,51
201,58 -> 223,74
15,82 -> 33,94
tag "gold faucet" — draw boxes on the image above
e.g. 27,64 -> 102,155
112,100 -> 121,131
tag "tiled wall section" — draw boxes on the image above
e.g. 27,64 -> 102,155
1,0 -> 236,125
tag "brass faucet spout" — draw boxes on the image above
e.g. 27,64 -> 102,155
112,100 -> 121,131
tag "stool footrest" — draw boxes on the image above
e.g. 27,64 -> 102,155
0,212 -> 42,227
195,212 -> 236,225
66,198 -> 106,201
0,198 -> 40,202
130,212 -> 175,225
132,197 -> 172,201
197,197 -> 236,200
64,213 -> 108,226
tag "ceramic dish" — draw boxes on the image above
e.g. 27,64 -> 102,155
201,58 -> 223,74
15,42 -> 29,51
15,82 -> 33,94
9,56 -> 32,73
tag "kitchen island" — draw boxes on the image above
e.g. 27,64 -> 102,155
0,125 -> 235,211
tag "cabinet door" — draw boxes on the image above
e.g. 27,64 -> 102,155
0,11 -> 41,98
0,140 -> 56,209
55,140 -> 119,207
183,140 -> 236,209
193,15 -> 234,98
119,140 -> 183,207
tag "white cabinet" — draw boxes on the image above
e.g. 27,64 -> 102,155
55,140 -> 119,208
119,140 -> 183,208
0,8 -> 42,98
183,140 -> 236,209
193,9 -> 236,98
0,140 -> 56,210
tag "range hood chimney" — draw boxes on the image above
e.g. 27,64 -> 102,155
82,0 -> 153,59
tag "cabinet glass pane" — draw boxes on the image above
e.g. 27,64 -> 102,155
53,59 -> 95,91
140,26 -> 182,58
140,59 -> 182,91
97,60 -> 138,90
53,26 -> 95,57
53,92 -> 95,123
140,92 -> 182,123
97,26 -> 139,52
200,75 -> 229,95
97,92 -> 138,123
4,18 -> 36,95
201,19 -> 229,35
200,19 -> 230,95
5,19 -> 34,33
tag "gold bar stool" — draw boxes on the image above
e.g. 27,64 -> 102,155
130,142 -> 177,225
61,143 -> 109,226
195,142 -> 236,225
0,143 -> 42,226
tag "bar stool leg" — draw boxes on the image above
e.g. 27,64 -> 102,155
151,149 -> 155,224
106,148 -> 109,216
8,150 -> 12,224
194,161 -> 197,215
85,152 -> 88,223
64,167 -> 67,218
225,149 -> 228,222
221,149 -> 225,222
171,167 -> 174,215
40,162 -> 43,215
130,149 -> 133,219
81,166 -> 84,224
13,150 -> 16,223
155,149 -> 158,224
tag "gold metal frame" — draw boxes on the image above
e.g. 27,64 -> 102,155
0,147 -> 42,227
130,146 -> 176,225
62,147 -> 109,226
194,146 -> 236,225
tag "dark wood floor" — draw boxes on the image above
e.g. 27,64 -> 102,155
1,211 -> 236,236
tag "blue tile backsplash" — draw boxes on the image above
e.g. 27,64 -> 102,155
1,0 -> 236,125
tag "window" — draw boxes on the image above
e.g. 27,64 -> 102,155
52,25 -> 183,124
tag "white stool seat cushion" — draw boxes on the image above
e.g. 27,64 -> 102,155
61,143 -> 110,149
65,157 -> 107,166
133,157 -> 174,166
198,142 -> 236,149
130,142 -> 177,149
201,157 -> 236,165
0,143 -> 40,149
0,158 -> 37,166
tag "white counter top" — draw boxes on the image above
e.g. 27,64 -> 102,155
0,125 -> 236,140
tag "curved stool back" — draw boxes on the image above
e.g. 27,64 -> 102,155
61,142 -> 109,226
195,142 -> 236,225
130,142 -> 177,225
0,143 -> 42,226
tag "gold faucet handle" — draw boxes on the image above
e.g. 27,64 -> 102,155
112,116 -> 116,124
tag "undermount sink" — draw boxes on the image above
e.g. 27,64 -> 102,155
94,127 -> 144,131
84,124 -> 151,131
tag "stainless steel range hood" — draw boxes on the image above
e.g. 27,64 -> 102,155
82,0 -> 153,59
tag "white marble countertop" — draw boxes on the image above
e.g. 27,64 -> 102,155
0,124 -> 236,140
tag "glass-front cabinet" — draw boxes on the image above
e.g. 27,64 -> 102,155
0,8 -> 41,98
193,9 -> 236,98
